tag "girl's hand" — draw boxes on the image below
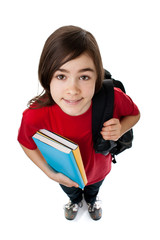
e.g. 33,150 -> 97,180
100,118 -> 121,141
56,172 -> 79,188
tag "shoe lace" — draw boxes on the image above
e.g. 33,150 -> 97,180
88,200 -> 102,212
64,201 -> 83,212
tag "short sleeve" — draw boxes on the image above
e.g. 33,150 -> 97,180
113,88 -> 139,118
17,109 -> 42,150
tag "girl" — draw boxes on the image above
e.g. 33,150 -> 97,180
18,25 -> 140,221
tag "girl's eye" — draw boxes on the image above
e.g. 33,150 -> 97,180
80,76 -> 89,81
57,75 -> 66,80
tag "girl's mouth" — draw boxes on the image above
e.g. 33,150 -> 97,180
63,98 -> 83,105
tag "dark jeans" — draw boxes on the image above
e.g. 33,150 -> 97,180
60,179 -> 104,205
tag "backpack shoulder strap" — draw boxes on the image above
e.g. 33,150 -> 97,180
104,69 -> 126,93
92,79 -> 114,143
112,79 -> 126,93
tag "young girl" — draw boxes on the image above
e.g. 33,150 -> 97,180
18,25 -> 140,221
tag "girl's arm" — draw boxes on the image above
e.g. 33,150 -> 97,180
101,113 -> 140,141
20,144 -> 79,188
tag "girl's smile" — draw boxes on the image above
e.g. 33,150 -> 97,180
63,98 -> 83,105
50,53 -> 97,116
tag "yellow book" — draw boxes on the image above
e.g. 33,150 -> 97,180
72,147 -> 87,186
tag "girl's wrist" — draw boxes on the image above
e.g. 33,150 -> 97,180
45,164 -> 58,181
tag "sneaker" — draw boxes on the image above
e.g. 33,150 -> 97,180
88,200 -> 102,220
64,200 -> 83,220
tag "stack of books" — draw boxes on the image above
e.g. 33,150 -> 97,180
32,129 -> 87,189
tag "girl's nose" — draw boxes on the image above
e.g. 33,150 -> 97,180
66,79 -> 80,95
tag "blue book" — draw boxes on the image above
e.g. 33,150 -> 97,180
32,129 -> 87,189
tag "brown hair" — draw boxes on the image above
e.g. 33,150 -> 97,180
28,25 -> 104,108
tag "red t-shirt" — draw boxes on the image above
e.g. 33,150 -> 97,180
18,88 -> 139,185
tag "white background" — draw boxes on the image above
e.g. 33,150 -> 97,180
1,0 -> 160,239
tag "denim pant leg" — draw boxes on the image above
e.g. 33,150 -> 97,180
83,179 -> 104,205
60,184 -> 83,204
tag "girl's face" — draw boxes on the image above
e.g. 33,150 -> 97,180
50,53 -> 97,116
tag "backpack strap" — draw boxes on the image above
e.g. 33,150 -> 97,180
92,79 -> 114,142
92,79 -> 117,155
101,79 -> 115,122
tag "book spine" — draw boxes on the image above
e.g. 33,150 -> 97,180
68,151 -> 85,189
72,148 -> 88,186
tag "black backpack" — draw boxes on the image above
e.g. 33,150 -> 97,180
92,70 -> 133,163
